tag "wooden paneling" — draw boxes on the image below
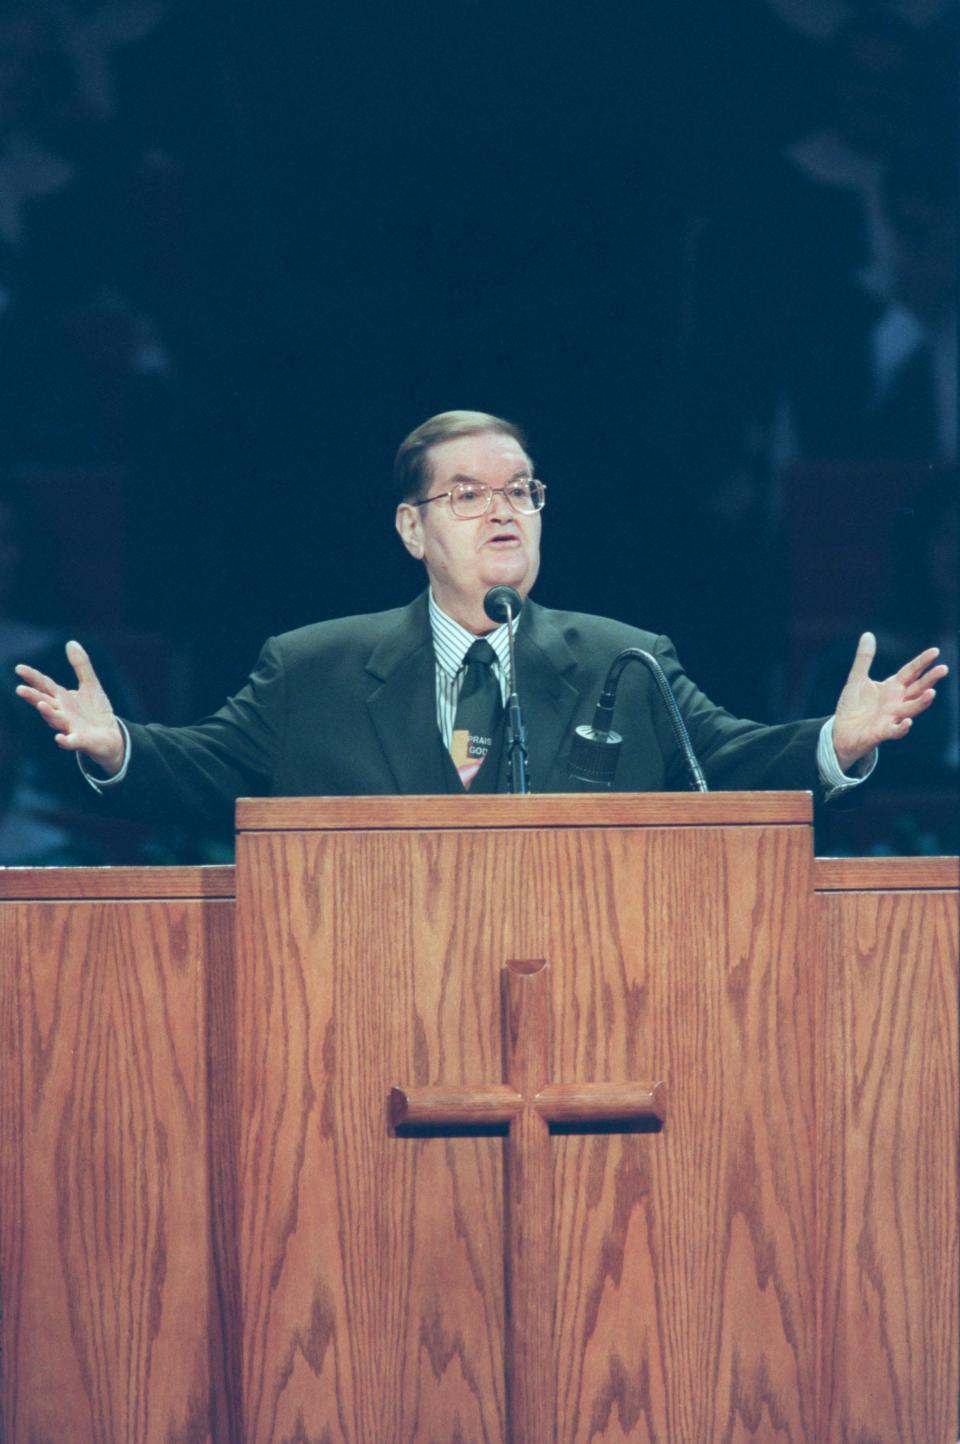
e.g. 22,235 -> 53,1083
816,884 -> 959,1444
233,826 -> 509,1443
4,829 -> 956,1444
234,820 -> 815,1442
548,825 -> 816,1444
0,866 -> 235,900
235,790 -> 813,832
814,855 -> 960,892
0,892 -> 234,1444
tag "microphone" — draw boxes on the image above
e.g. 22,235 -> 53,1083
483,586 -> 522,626
482,587 -> 529,794
569,648 -> 708,792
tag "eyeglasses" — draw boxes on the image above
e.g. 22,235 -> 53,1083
413,478 -> 546,519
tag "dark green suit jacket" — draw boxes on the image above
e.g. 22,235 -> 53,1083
114,593 -> 824,828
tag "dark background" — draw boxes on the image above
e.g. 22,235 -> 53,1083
0,0 -> 956,861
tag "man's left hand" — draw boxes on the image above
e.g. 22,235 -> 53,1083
832,632 -> 948,774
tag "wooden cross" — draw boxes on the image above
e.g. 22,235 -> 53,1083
389,958 -> 666,1444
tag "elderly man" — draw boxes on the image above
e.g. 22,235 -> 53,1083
14,410 -> 946,827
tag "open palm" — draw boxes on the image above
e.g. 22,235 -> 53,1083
14,641 -> 125,775
832,632 -> 948,774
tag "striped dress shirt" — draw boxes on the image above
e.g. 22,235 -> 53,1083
428,590 -> 517,750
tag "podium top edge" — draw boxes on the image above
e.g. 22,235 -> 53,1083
0,865 -> 236,900
234,792 -> 813,831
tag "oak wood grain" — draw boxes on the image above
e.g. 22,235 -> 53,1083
816,885 -> 959,1444
6,836 -> 955,1442
0,865 -> 236,899
235,790 -> 813,831
389,962 -> 668,1444
501,961 -> 555,1444
390,1084 -> 523,1127
814,855 -> 960,891
234,828 -> 509,1443
548,823 -> 817,1444
0,895 -> 234,1444
534,1081 -> 667,1125
233,817 -> 816,1442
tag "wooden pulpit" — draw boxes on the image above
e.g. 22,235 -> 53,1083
228,793 -> 817,1441
1,794 -> 957,1443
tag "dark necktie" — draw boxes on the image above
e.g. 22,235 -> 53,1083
450,639 -> 502,789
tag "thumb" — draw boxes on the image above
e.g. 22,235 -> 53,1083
847,631 -> 876,683
65,639 -> 97,687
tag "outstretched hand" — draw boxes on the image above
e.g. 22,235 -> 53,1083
14,641 -> 126,776
832,632 -> 948,774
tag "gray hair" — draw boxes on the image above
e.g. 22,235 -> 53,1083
393,410 -> 530,503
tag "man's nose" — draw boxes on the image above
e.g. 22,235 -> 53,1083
488,490 -> 515,522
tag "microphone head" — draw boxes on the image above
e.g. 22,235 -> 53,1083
483,586 -> 523,624
568,723 -> 623,787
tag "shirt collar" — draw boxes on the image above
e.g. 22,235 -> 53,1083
428,589 -> 516,678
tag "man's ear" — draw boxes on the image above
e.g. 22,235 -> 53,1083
395,502 -> 424,559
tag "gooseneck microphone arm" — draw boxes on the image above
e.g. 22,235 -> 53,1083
483,586 -> 529,795
568,648 -> 708,792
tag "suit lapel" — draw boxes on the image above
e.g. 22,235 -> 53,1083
512,602 -> 583,791
363,593 -> 586,795
364,593 -> 449,794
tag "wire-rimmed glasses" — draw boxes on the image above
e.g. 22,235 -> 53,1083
413,478 -> 546,518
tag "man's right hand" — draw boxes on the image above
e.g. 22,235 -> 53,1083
14,640 -> 126,776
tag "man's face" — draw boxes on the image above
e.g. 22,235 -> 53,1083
396,431 -> 541,627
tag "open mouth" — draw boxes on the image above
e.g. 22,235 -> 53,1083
486,532 -> 520,546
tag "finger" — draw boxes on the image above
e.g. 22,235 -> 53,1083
34,698 -> 70,733
65,639 -> 97,687
894,688 -> 937,719
13,663 -> 62,698
53,730 -> 83,751
896,645 -> 940,686
847,631 -> 876,681
879,696 -> 935,736
900,662 -> 949,698
15,683 -> 59,711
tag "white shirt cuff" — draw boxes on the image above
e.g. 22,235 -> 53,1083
817,717 -> 877,800
76,719 -> 131,792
